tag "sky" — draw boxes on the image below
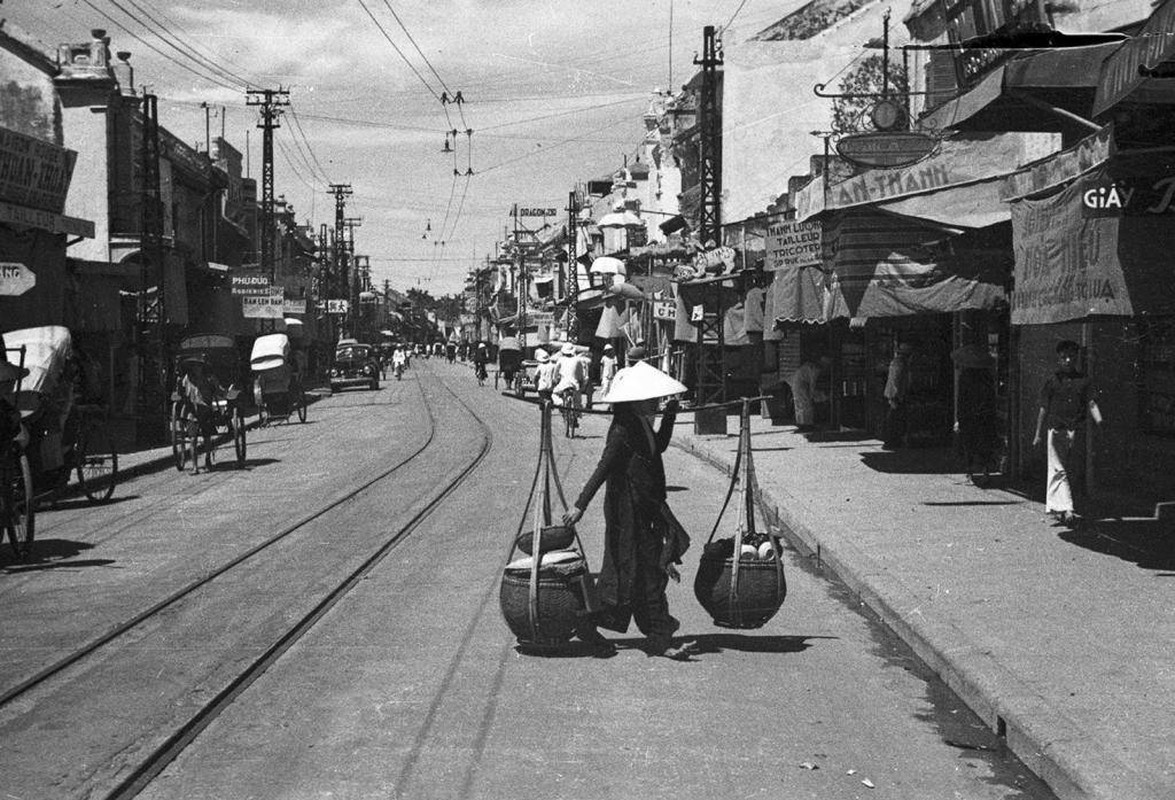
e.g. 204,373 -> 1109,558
8,0 -> 836,297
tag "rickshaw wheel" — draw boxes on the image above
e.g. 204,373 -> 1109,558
231,407 -> 247,466
170,402 -> 186,472
3,453 -> 35,559
183,418 -> 200,473
76,431 -> 118,504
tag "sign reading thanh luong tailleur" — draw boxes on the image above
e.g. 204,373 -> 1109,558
1010,174 -> 1133,325
0,128 -> 77,214
765,219 -> 822,271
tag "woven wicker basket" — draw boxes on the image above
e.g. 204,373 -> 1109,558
694,552 -> 787,629
516,525 -> 575,556
499,556 -> 590,645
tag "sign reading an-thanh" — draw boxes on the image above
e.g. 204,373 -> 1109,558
0,262 -> 36,296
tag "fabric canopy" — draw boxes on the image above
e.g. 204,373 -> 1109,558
766,264 -> 844,326
823,210 -> 1008,319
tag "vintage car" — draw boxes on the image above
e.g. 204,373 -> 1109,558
330,342 -> 381,393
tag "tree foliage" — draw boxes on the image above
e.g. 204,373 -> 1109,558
830,54 -> 909,134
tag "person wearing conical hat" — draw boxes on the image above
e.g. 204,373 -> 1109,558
562,361 -> 693,659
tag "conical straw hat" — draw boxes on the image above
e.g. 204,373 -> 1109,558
601,361 -> 687,404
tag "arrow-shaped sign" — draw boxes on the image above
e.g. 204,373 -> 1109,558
0,262 -> 36,296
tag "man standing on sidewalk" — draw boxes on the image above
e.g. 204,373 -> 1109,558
882,342 -> 915,449
1032,339 -> 1103,525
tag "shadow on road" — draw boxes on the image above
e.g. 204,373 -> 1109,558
1,539 -> 116,572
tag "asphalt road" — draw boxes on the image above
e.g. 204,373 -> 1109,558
1,360 -> 1057,799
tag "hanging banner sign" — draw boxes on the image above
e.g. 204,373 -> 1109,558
327,299 -> 350,315
241,288 -> 284,319
1011,174 -> 1133,324
526,311 -> 555,327
765,219 -> 822,271
0,262 -> 36,296
282,299 -> 306,314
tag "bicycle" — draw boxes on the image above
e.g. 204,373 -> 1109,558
559,386 -> 582,439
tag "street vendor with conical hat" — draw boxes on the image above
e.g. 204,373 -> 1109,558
562,361 -> 693,659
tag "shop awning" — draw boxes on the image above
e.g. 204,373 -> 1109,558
921,43 -> 1120,133
766,264 -> 844,325
794,133 -> 1030,223
1094,0 -> 1175,116
822,210 -> 1008,319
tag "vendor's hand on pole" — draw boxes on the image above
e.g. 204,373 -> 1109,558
662,398 -> 680,415
562,507 -> 583,527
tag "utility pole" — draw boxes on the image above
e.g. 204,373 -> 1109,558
693,26 -> 728,430
343,217 -> 363,331
138,91 -> 166,435
246,87 -> 289,282
328,184 -> 352,336
565,188 -> 579,342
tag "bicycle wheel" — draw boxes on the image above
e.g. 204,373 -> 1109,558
3,453 -> 35,559
76,427 -> 118,503
231,407 -> 247,465
170,402 -> 186,471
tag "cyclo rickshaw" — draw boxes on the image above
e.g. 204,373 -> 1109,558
251,333 -> 306,426
497,336 -> 523,392
170,334 -> 247,472
2,326 -> 120,559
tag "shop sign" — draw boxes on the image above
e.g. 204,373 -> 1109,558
1011,175 -> 1133,324
1000,126 -> 1112,202
692,245 -> 736,274
326,299 -> 350,315
765,220 -> 822,271
836,132 -> 938,170
0,262 -> 35,296
0,128 -> 78,213
518,207 -> 558,217
231,271 -> 271,296
0,199 -> 94,238
241,288 -> 284,319
1080,172 -> 1175,219
282,299 -> 306,314
526,311 -> 555,326
652,299 -> 676,321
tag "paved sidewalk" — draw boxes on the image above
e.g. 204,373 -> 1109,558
672,413 -> 1173,800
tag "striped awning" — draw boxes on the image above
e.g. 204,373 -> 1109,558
823,210 -> 1008,319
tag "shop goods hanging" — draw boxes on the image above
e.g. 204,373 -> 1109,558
498,401 -> 594,646
694,398 -> 787,629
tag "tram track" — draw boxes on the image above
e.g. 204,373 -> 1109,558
0,367 -> 495,798
107,369 -> 496,798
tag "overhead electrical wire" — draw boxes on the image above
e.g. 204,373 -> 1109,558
354,0 -> 441,101
112,0 -> 252,88
80,0 -> 241,91
287,104 -> 333,185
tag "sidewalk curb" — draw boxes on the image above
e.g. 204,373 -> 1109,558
673,434 -> 1165,800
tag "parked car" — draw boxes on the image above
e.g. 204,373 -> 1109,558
330,342 -> 381,393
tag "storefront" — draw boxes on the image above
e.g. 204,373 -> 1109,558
1006,134 -> 1175,502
